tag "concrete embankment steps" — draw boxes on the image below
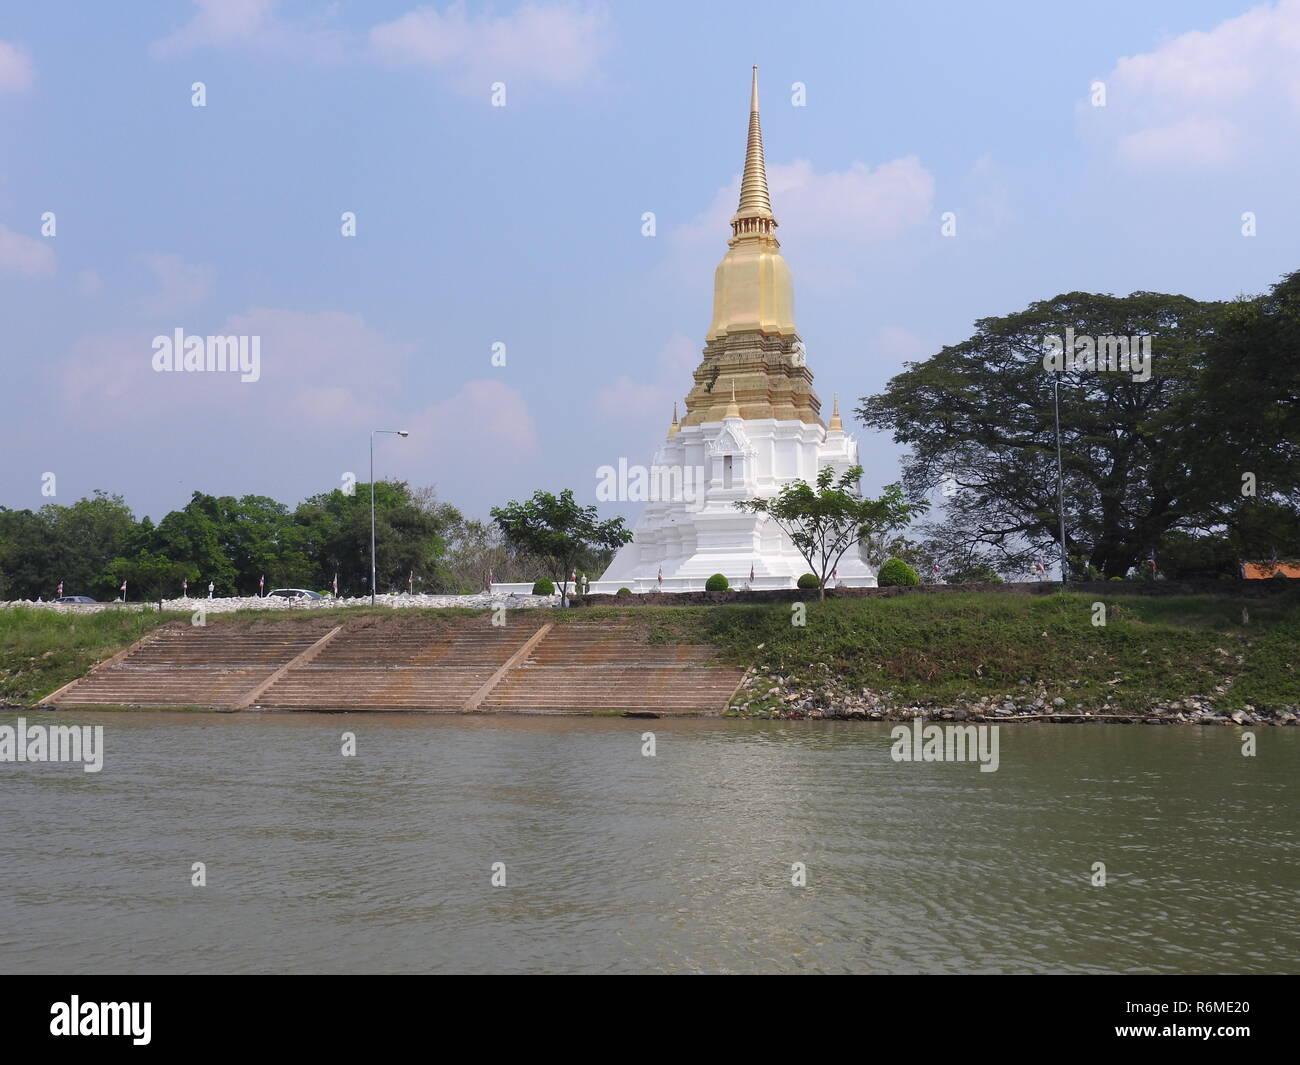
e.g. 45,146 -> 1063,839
43,614 -> 745,715
254,615 -> 552,711
48,622 -> 337,709
480,619 -> 745,714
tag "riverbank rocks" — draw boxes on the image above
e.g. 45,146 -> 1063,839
727,670 -> 1298,725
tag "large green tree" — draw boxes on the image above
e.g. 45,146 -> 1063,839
1185,269 -> 1300,566
1198,270 -> 1300,493
0,507 -> 61,599
859,290 -> 1227,577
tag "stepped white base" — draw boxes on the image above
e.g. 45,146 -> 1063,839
592,411 -> 876,593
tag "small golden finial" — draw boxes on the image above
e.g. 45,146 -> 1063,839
724,380 -> 741,419
668,402 -> 680,437
828,393 -> 843,431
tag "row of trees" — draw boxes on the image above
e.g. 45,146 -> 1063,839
0,483 -> 622,603
858,269 -> 1300,579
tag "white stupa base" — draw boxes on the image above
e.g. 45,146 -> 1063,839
589,412 -> 876,594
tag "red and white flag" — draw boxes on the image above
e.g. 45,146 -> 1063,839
120,580 -> 127,599
182,578 -> 188,595
259,575 -> 265,594
932,563 -> 941,575
408,570 -> 414,592
56,581 -> 63,596
332,572 -> 338,595
657,567 -> 663,585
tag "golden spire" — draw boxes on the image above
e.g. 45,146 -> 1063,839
828,394 -> 843,431
724,380 -> 741,419
732,66 -> 775,235
703,67 -> 797,343
667,402 -> 680,437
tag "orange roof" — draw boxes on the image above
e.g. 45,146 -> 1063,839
1243,561 -> 1300,579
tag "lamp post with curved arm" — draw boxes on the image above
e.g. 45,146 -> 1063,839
370,429 -> 409,606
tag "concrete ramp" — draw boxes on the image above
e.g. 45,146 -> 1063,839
43,614 -> 744,715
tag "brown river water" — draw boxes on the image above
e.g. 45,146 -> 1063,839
0,710 -> 1295,974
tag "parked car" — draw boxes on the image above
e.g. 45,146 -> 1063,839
266,588 -> 322,600
53,595 -> 97,603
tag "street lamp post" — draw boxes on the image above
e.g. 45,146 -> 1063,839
370,428 -> 409,606
1053,378 -> 1068,583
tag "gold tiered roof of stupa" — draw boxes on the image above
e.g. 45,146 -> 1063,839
681,67 -> 823,428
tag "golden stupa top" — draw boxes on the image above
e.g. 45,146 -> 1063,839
705,67 -> 797,341
733,66 -> 774,227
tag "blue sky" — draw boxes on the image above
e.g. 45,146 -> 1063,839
1,0 -> 1296,524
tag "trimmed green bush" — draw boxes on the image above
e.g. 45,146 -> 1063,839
797,573 -> 820,590
616,587 -> 632,596
705,573 -> 730,592
877,558 -> 920,587
531,578 -> 555,595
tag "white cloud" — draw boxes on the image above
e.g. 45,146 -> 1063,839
871,325 -> 930,366
54,308 -> 536,459
408,379 -> 538,456
151,0 -> 348,63
675,156 -> 935,248
1116,116 -> 1241,167
56,309 -> 407,413
0,224 -> 55,277
0,40 -> 34,93
225,307 -> 408,403
594,333 -> 696,426
1086,0 -> 1300,167
149,0 -> 609,86
368,2 -> 609,89
141,252 -> 213,315
151,0 -> 274,57
596,376 -> 677,422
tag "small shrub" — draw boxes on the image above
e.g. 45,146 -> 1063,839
877,558 -> 920,587
531,578 -> 555,595
705,573 -> 730,592
797,573 -> 820,590
616,587 -> 632,596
